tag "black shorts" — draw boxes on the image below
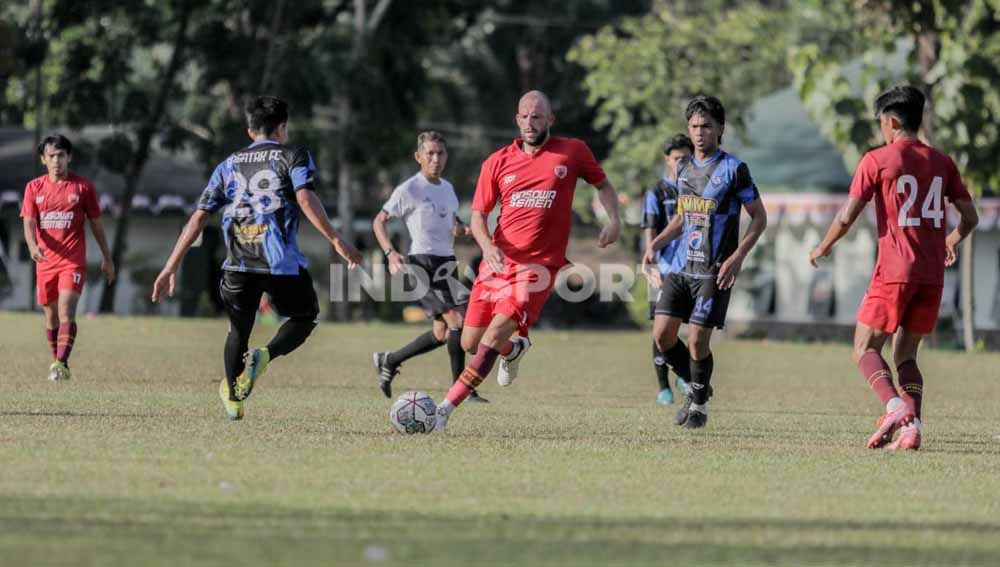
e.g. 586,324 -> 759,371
406,254 -> 468,319
653,272 -> 732,329
220,268 -> 319,322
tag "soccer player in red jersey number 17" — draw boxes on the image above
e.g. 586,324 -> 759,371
20,135 -> 116,381
810,86 -> 979,451
433,90 -> 622,431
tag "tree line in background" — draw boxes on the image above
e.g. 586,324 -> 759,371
1,0 -> 997,328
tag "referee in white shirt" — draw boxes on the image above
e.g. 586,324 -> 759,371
372,131 -> 487,402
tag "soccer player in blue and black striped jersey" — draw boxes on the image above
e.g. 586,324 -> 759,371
641,134 -> 693,405
644,96 -> 767,429
152,95 -> 363,420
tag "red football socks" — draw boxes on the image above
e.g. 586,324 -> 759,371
897,360 -> 924,418
56,322 -> 77,364
445,345 -> 502,406
46,328 -> 58,359
858,351 -> 898,406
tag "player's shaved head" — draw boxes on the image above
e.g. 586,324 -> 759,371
518,90 -> 553,117
516,91 -> 555,151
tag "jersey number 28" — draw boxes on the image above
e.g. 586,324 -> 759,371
897,175 -> 943,228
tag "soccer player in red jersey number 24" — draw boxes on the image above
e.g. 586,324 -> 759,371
810,86 -> 979,451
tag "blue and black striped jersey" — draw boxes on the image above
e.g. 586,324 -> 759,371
198,140 -> 316,275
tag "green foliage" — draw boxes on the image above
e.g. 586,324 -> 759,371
789,0 -> 1000,196
568,1 -> 791,195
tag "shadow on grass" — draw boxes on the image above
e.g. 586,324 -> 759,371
1,495 -> 999,566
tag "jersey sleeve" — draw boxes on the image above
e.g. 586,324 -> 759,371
197,161 -> 229,214
82,180 -> 101,219
574,140 -> 607,185
733,162 -> 760,204
381,185 -> 409,218
848,153 -> 880,202
944,157 -> 972,202
289,148 -> 316,192
472,157 -> 500,213
19,182 -> 37,219
640,189 -> 660,229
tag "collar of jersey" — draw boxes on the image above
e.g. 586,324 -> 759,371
418,172 -> 444,186
513,136 -> 551,157
692,149 -> 723,168
248,139 -> 280,148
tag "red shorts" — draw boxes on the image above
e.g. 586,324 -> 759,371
464,260 -> 561,335
36,265 -> 85,306
857,277 -> 943,335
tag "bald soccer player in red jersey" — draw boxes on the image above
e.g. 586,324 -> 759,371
433,90 -> 621,431
810,85 -> 978,451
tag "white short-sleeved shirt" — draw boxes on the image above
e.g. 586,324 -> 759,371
382,173 -> 459,256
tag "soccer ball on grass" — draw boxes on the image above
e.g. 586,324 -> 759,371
389,391 -> 437,434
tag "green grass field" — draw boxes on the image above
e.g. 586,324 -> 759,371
1,312 -> 999,566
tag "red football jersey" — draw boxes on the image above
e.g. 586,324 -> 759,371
849,139 -> 971,285
20,173 -> 101,269
472,136 -> 606,266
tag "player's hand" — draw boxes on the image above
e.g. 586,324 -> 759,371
482,242 -> 505,274
642,247 -> 656,269
151,268 -> 176,303
453,224 -> 472,238
716,252 -> 745,290
944,232 -> 960,267
642,263 -> 662,289
29,247 -> 45,263
808,246 -> 831,268
387,251 -> 406,275
101,257 -> 116,284
597,221 -> 620,248
334,239 -> 363,269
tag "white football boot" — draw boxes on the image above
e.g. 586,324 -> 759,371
497,336 -> 531,386
434,402 -> 453,432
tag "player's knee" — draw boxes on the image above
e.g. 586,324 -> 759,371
461,335 -> 479,354
688,333 -> 711,360
852,346 -> 876,366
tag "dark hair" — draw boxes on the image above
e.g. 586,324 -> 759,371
416,131 -> 447,152
663,134 -> 694,155
874,85 -> 925,132
37,134 -> 73,156
685,95 -> 725,126
245,95 -> 289,136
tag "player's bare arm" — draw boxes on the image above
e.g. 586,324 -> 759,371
809,197 -> 867,268
944,199 -> 979,266
594,178 -> 621,248
373,209 -> 405,275
297,190 -> 362,268
717,197 -> 767,290
471,210 -> 504,273
152,209 -> 211,302
22,217 -> 45,263
645,214 -> 683,266
87,216 -> 116,284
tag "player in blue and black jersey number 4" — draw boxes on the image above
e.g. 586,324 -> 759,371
644,95 -> 767,429
151,95 -> 363,420
641,134 -> 694,405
